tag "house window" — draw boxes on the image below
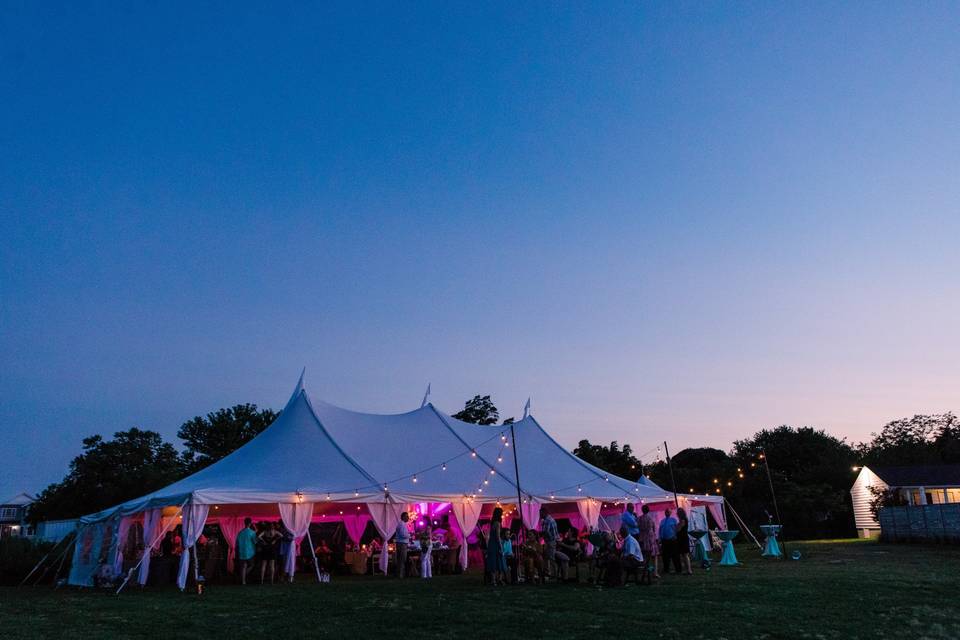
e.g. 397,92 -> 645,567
946,488 -> 960,504
909,489 -> 923,505
0,507 -> 19,519
926,489 -> 946,505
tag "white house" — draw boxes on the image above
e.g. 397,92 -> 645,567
850,465 -> 960,537
0,492 -> 36,538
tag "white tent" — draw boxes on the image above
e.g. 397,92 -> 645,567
68,376 -> 723,587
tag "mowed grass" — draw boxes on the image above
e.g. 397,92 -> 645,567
2,539 -> 959,639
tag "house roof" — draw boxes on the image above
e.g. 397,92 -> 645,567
1,492 -> 35,506
870,464 -> 960,487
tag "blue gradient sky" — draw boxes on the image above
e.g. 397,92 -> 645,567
2,3 -> 959,498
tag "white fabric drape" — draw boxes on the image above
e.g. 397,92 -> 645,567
451,501 -> 483,570
137,509 -> 161,586
343,514 -> 370,545
177,503 -> 210,590
368,502 -> 405,574
520,501 -> 540,530
217,517 -> 245,573
279,502 -> 315,577
113,516 -> 133,576
707,502 -> 727,530
577,499 -> 601,530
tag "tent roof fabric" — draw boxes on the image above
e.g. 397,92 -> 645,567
80,379 -> 688,523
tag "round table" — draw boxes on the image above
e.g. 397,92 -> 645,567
716,530 -> 740,566
688,530 -> 709,564
760,524 -> 783,558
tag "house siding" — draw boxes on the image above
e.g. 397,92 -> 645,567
850,467 -> 885,536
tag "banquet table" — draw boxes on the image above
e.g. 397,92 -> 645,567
760,524 -> 783,558
716,530 -> 740,566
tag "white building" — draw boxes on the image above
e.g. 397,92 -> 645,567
850,465 -> 960,537
0,492 -> 36,538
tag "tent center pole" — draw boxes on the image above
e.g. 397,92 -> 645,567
509,423 -> 524,570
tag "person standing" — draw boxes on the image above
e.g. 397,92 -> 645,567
658,508 -> 680,574
235,518 -> 257,585
638,504 -> 660,579
395,512 -> 411,578
257,521 -> 282,585
621,504 -> 640,541
676,507 -> 693,575
540,508 -> 569,581
419,521 -> 434,579
485,507 -> 507,585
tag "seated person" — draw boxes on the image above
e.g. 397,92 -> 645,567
521,529 -> 544,584
558,527 -> 581,562
620,526 -> 644,573
314,539 -> 333,571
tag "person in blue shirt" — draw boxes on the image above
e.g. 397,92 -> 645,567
658,508 -> 681,574
621,504 -> 640,540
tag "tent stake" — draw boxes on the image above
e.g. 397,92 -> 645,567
305,528 -> 322,583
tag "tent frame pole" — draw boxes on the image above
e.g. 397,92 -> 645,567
761,447 -> 787,558
664,441 -> 680,509
509,423 -> 524,574
305,528 -> 322,583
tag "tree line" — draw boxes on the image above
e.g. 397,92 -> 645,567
28,395 -> 959,539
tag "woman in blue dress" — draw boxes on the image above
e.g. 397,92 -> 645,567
485,507 -> 507,585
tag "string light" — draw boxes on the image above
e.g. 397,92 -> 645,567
354,490 -> 359,497
326,493 -> 331,500
577,486 -> 582,493
471,450 -> 477,458
483,479 -> 489,485
504,441 -> 509,447
497,456 -> 503,463
412,475 -> 418,483
489,468 -> 496,475
441,463 -> 447,471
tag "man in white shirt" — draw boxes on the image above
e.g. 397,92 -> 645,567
395,512 -> 411,578
620,526 -> 644,572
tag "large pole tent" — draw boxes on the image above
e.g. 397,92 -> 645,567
67,375 -> 725,588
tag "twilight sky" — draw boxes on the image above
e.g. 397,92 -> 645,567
2,3 -> 959,499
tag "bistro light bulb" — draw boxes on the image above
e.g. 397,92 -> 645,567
478,487 -> 483,493
550,494 -> 555,500
441,463 -> 447,471
751,462 -> 756,468
504,441 -> 509,447
727,481 -> 732,487
412,475 -> 418,483
497,456 -> 503,463
490,468 -> 496,475
577,486 -> 582,493
326,493 -> 331,500
471,450 -> 477,457
355,490 -> 359,497
484,479 -> 489,485
501,434 -> 507,441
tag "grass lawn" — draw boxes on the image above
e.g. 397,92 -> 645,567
2,539 -> 959,639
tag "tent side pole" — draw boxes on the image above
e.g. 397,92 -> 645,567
305,529 -> 322,583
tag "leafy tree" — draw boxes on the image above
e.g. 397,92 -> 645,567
857,413 -> 960,467
452,395 -> 499,425
572,440 -> 643,480
647,448 -> 737,498
178,404 -> 278,471
868,484 -> 907,519
729,426 -> 858,537
29,429 -> 185,523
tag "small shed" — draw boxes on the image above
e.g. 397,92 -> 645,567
851,465 -> 960,537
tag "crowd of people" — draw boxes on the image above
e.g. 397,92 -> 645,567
108,503 -> 704,589
472,505 -> 698,587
